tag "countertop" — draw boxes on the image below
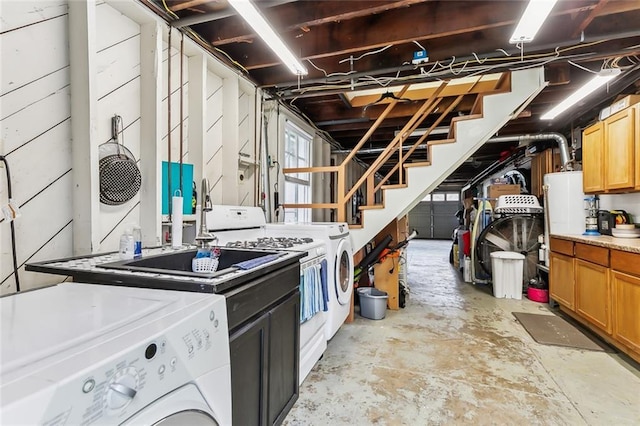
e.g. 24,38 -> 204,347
550,234 -> 640,254
25,245 -> 305,293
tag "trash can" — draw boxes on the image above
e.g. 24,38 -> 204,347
357,287 -> 388,320
490,251 -> 525,299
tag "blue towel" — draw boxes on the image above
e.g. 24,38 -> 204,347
320,259 -> 329,311
233,254 -> 280,270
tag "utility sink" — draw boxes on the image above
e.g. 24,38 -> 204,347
97,248 -> 281,279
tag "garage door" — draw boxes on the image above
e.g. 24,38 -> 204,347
409,193 -> 461,239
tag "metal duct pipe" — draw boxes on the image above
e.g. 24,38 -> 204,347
331,144 -> 428,155
485,132 -> 572,170
463,133 -> 573,190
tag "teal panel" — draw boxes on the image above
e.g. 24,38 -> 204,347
161,161 -> 194,214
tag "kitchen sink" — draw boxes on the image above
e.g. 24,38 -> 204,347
97,248 -> 281,278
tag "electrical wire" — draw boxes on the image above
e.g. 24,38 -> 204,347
161,0 -> 179,20
339,45 -> 393,64
413,40 -> 426,51
0,155 -> 21,292
568,60 -> 599,74
307,58 -> 356,78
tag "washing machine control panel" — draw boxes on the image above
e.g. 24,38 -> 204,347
19,297 -> 230,426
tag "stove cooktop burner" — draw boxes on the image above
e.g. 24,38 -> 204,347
225,237 -> 314,250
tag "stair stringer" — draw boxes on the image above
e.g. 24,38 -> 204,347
349,67 -> 547,251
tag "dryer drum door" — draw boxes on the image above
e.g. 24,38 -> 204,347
334,239 -> 353,305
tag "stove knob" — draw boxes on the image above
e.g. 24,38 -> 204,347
104,367 -> 139,411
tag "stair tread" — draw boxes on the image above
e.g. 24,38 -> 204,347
429,138 -> 455,145
381,183 -> 408,189
359,205 -> 384,210
349,224 -> 364,229
404,161 -> 431,168
451,113 -> 483,122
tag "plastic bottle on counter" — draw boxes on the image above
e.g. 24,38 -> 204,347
119,229 -> 135,260
132,225 -> 142,258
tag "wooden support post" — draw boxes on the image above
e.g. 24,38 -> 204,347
337,165 -> 346,222
69,0 -> 99,254
366,174 -> 375,206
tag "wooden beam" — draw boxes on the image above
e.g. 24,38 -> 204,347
208,0 -> 430,46
69,0 -> 99,254
571,0 -> 610,38
217,1 -> 614,71
139,21 -> 164,247
282,165 -> 339,173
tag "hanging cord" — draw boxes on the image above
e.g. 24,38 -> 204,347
0,155 -> 20,292
167,26 -> 173,222
179,32 -> 184,193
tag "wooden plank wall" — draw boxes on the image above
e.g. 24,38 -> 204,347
96,1 -> 142,253
1,1 -> 73,293
0,0 -> 259,294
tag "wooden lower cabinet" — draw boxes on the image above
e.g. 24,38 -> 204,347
575,259 -> 611,333
612,271 -> 640,354
549,252 -> 575,310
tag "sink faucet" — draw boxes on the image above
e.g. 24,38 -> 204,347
195,178 -> 218,248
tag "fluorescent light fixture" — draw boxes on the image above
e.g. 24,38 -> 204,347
227,0 -> 307,75
540,69 -> 621,120
509,0 -> 558,44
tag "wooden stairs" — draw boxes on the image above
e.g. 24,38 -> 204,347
283,67 -> 547,252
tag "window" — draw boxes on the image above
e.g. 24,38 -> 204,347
431,193 -> 446,202
283,121 -> 312,222
446,193 -> 460,201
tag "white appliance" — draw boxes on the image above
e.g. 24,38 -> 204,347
1,283 -> 231,425
266,222 -> 354,341
206,205 -> 328,385
543,171 -> 585,265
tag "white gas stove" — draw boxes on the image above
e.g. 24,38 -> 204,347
207,206 -> 328,385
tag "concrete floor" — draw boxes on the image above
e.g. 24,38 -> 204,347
284,239 -> 640,425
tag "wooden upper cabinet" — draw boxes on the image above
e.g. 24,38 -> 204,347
582,122 -> 604,193
604,107 -> 636,190
636,107 -> 640,190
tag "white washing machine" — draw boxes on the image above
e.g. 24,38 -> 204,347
1,283 -> 232,425
267,222 -> 354,340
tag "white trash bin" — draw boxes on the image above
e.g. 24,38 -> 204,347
490,251 -> 525,299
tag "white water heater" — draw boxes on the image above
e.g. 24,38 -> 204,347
544,171 -> 585,235
543,171 -> 585,265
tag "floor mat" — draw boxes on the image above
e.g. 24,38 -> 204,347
512,312 -> 613,352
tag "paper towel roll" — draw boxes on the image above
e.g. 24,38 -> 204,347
172,195 -> 183,248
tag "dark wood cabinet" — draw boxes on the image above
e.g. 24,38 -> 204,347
230,290 -> 300,426
230,313 -> 270,426
267,292 -> 300,425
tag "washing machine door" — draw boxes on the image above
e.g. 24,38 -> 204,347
153,410 -> 218,425
334,238 -> 354,305
121,384 -> 220,426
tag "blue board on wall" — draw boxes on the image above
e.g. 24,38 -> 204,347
161,161 -> 194,215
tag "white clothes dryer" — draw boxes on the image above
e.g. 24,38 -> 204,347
267,222 -> 354,340
1,283 -> 232,426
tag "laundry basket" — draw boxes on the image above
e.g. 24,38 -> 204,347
358,287 -> 388,320
490,251 -> 525,299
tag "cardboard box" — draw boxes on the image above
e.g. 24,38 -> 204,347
599,94 -> 640,120
487,184 -> 520,209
